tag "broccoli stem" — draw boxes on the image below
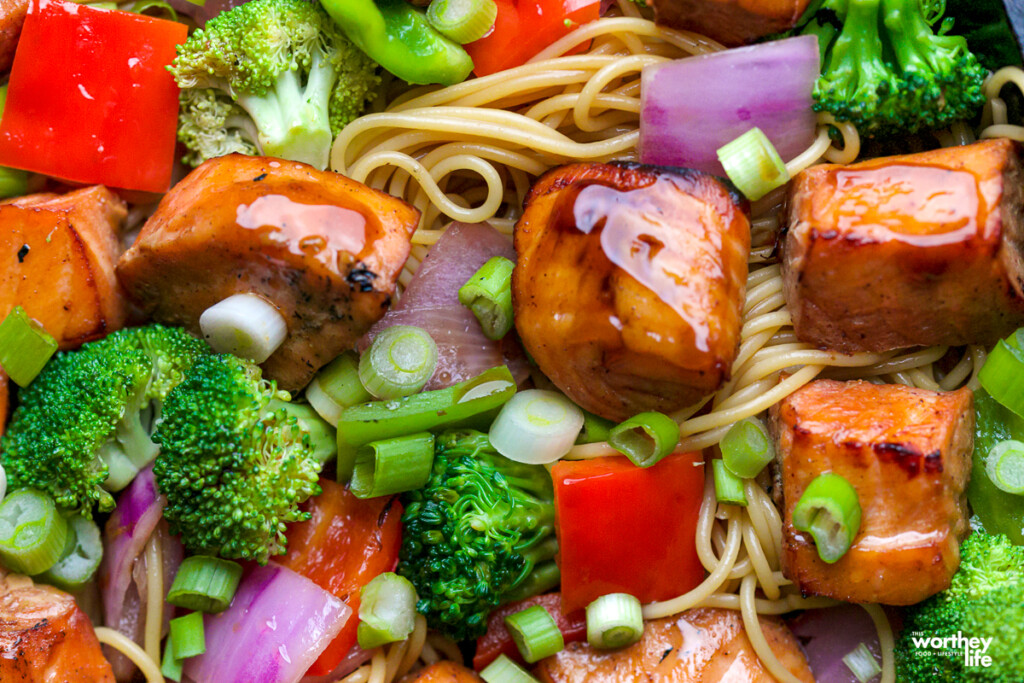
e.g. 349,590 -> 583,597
502,560 -> 561,604
236,52 -> 337,170
99,403 -> 160,491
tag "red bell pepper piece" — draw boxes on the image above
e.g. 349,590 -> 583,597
473,593 -> 586,670
465,0 -> 600,77
279,479 -> 404,676
552,451 -> 706,614
0,0 -> 185,193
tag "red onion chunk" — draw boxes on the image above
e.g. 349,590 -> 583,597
185,563 -> 351,683
639,35 -> 820,176
299,645 -> 375,683
788,605 -> 885,683
360,222 -> 529,389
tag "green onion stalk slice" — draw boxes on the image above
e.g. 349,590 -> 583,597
489,389 -> 585,464
716,127 -> 789,201
458,256 -> 515,340
985,439 -> 1024,495
169,611 -> 206,659
161,632 -> 184,682
720,416 -> 774,479
979,333 -> 1024,419
427,0 -> 499,45
336,365 -> 517,473
198,293 -> 287,364
586,593 -> 644,650
0,488 -> 69,575
359,325 -> 439,400
306,351 -> 372,426
505,604 -> 565,663
351,432 -> 435,499
0,307 -> 58,387
791,472 -> 862,564
576,410 -> 614,445
357,572 -> 419,649
607,411 -> 679,468
167,555 -> 244,613
842,642 -> 882,683
480,654 -> 541,683
713,459 -> 748,506
39,514 -> 103,590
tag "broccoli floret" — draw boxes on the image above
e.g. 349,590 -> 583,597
791,0 -> 988,136
169,0 -> 381,170
152,353 -> 336,563
397,430 -> 557,641
896,531 -> 1024,682
0,325 -> 208,515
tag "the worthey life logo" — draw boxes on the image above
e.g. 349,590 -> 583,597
909,631 -> 994,668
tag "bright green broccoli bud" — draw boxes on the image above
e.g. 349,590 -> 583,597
0,325 -> 209,515
152,353 -> 334,563
168,0 -> 381,170
397,430 -> 557,641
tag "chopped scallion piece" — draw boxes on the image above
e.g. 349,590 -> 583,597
0,488 -> 68,575
306,351 -> 372,426
0,463 -> 7,504
351,432 -> 435,499
985,439 -> 1024,495
607,411 -> 679,468
130,0 -> 179,20
169,612 -> 206,659
427,0 -> 498,45
161,632 -> 184,682
357,572 -> 419,649
716,127 -> 789,201
480,654 -> 541,683
167,555 -> 243,613
0,307 -> 57,387
505,604 -> 564,663
713,459 -> 747,506
979,330 -> 1024,418
40,514 -> 103,590
576,410 -> 614,445
458,256 -> 515,340
489,389 -> 585,464
359,325 -> 438,400
198,293 -> 287,364
842,642 -> 882,683
586,593 -> 643,650
721,416 -> 774,478
792,472 -> 862,564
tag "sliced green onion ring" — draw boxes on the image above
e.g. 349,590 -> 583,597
0,488 -> 68,575
359,325 -> 438,400
985,439 -> 1024,495
458,256 -> 515,340
576,410 -> 614,445
713,459 -> 748,506
351,432 -> 435,498
842,642 -> 882,683
505,604 -> 564,663
489,390 -> 585,464
357,572 -> 419,650
167,555 -> 243,613
198,293 -> 287,364
721,416 -> 774,478
130,0 -> 178,19
716,127 -> 789,201
169,611 -> 206,659
979,335 -> 1024,418
607,411 -> 679,468
480,654 -> 541,683
0,307 -> 58,387
792,473 -> 862,564
306,351 -> 372,426
161,632 -> 184,682
427,0 -> 498,45
586,593 -> 643,650
40,514 -> 103,590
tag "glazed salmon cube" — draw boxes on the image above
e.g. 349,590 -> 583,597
405,661 -> 483,682
0,185 -> 127,349
782,138 -> 1024,353
770,379 -> 973,605
651,0 -> 813,46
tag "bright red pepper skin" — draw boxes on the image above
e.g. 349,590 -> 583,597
280,480 -> 404,677
473,592 -> 586,670
552,451 -> 705,614
0,0 -> 185,193
465,0 -> 600,76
